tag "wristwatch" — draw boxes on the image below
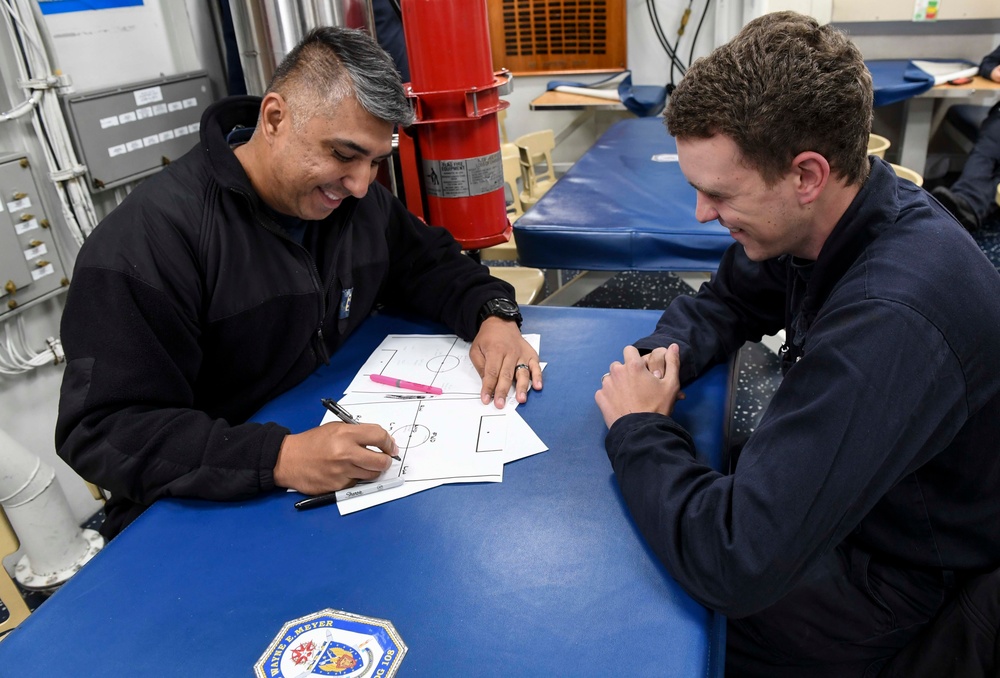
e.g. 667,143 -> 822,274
477,297 -> 522,329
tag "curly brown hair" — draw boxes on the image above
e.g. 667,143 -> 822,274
665,11 -> 872,187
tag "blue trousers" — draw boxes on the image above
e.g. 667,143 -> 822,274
724,542 -> 955,678
952,102 -> 1000,221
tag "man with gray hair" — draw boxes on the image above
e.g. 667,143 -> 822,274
596,11 -> 1000,676
56,27 -> 541,538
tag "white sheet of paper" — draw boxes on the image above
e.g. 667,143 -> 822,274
329,396 -> 507,482
327,332 -> 548,515
344,333 -> 541,405
335,408 -> 547,515
911,60 -> 980,86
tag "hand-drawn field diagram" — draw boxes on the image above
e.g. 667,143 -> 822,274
330,333 -> 546,514
337,395 -> 510,483
345,335 -> 485,396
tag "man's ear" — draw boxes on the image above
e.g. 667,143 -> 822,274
791,151 -> 830,205
259,92 -> 289,142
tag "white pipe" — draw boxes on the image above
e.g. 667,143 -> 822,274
0,427 -> 102,591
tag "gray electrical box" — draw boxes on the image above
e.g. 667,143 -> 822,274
62,71 -> 212,191
0,154 -> 69,317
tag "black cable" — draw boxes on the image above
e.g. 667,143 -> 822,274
688,0 -> 712,68
646,0 -> 687,79
388,0 -> 402,20
668,1 -> 694,86
646,0 -> 670,53
648,0 -> 682,72
7,16 -> 59,166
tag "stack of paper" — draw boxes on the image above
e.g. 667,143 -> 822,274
328,334 -> 547,515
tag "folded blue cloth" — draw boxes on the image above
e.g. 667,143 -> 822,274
867,60 -> 933,107
866,58 -> 977,107
546,70 -> 666,117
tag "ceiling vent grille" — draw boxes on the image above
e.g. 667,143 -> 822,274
487,0 -> 626,75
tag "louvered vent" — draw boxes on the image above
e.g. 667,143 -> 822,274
487,0 -> 626,75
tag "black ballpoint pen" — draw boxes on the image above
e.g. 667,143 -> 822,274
321,397 -> 360,424
320,397 -> 402,460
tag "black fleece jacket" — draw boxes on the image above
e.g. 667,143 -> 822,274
56,96 -> 513,537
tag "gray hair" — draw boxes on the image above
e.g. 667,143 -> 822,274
266,26 -> 414,128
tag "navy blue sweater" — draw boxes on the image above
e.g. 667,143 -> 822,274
608,158 -> 1000,618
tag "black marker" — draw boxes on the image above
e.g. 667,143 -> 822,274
294,477 -> 404,510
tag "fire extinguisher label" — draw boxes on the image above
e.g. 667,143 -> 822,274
422,151 -> 503,198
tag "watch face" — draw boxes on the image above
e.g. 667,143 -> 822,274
493,299 -> 518,314
480,298 -> 522,327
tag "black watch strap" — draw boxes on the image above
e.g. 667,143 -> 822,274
477,297 -> 523,329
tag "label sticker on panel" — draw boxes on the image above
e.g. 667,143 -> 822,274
7,197 -> 30,212
134,85 -> 164,105
422,150 -> 503,198
254,608 -> 406,678
24,243 -> 47,260
15,219 -> 37,235
31,263 -> 54,281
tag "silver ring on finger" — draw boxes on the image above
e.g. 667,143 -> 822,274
515,363 -> 530,372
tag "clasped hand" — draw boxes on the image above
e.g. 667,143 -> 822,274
595,344 -> 685,428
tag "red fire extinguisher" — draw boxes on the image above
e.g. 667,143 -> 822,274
397,0 -> 511,250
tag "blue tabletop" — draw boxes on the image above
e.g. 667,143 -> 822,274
513,117 -> 734,272
0,306 -> 729,677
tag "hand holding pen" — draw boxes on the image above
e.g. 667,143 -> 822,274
271,398 -> 400,501
295,399 -> 402,510
320,398 -> 401,461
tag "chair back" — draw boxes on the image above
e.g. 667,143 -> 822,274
480,144 -> 523,262
516,145 -> 555,208
488,266 -> 545,305
500,144 -> 524,223
890,163 -> 923,187
515,129 -> 557,188
0,508 -> 30,635
497,108 -> 509,144
868,133 -> 890,158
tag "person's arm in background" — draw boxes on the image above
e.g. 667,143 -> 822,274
633,244 -> 787,385
979,44 -> 1000,82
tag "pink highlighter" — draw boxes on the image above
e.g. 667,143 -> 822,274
369,373 -> 443,395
